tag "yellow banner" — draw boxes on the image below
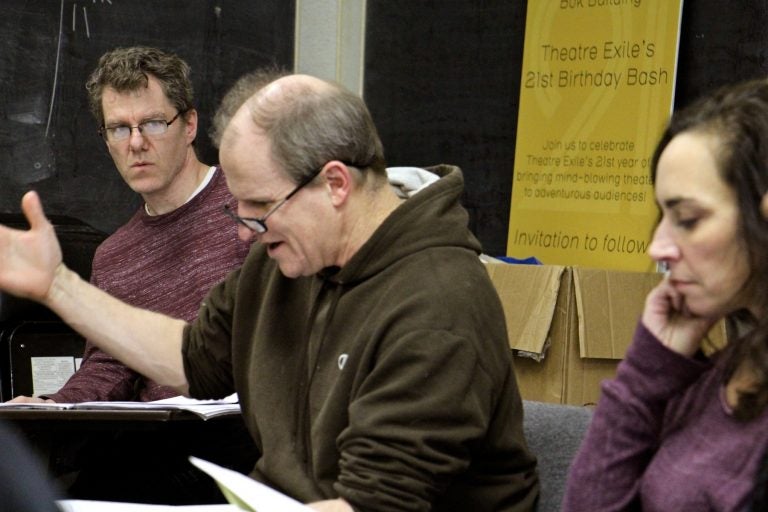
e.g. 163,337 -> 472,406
507,0 -> 683,271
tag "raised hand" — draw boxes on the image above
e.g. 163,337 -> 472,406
0,191 -> 63,302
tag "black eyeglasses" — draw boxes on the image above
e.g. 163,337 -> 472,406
223,166 -> 325,234
99,110 -> 187,142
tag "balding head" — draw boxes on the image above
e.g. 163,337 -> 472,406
256,74 -> 333,105
216,71 -> 386,186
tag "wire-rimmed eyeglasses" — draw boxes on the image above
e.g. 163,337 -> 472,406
99,110 -> 188,142
223,166 -> 325,234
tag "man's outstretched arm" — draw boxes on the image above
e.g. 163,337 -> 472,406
0,191 -> 189,394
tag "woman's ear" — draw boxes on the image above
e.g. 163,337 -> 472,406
762,192 -> 768,220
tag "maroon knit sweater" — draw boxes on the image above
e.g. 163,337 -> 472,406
563,323 -> 768,511
45,167 -> 251,402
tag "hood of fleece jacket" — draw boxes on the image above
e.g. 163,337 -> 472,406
326,164 -> 481,285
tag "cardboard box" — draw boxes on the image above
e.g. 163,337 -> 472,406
484,262 -> 728,406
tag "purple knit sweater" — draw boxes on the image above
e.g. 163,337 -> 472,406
45,167 -> 251,403
563,322 -> 768,511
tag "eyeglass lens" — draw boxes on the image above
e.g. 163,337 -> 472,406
102,111 -> 183,142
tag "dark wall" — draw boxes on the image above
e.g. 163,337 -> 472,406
364,0 -> 768,256
675,1 -> 768,109
0,0 -> 294,234
364,0 -> 527,256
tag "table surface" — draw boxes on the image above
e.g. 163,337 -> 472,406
0,405 -> 258,506
0,407 -> 194,422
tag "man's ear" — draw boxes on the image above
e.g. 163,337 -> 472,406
184,108 -> 199,145
323,161 -> 353,207
761,192 -> 768,220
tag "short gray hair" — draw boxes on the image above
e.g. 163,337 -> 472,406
213,71 -> 387,185
251,78 -> 386,184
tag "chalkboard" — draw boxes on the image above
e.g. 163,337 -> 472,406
0,0 -> 294,234
364,0 -> 768,256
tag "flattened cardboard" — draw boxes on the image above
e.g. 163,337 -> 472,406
484,263 -> 564,358
573,267 -> 661,360
484,262 -> 728,406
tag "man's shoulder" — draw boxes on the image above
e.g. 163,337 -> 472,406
94,210 -> 145,252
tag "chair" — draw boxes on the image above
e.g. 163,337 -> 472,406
523,400 -> 593,512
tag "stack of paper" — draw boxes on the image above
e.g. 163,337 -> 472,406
0,394 -> 241,420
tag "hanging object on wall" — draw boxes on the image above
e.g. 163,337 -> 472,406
507,0 -> 683,271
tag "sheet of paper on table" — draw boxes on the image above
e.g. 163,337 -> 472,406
0,394 -> 241,420
189,456 -> 312,512
55,457 -> 312,512
56,501 -> 238,511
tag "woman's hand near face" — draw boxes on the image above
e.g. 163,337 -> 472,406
641,275 -> 718,357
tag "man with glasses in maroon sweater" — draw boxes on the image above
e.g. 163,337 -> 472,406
9,46 -> 256,505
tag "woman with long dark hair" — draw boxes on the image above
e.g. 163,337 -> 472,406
564,78 -> 768,511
